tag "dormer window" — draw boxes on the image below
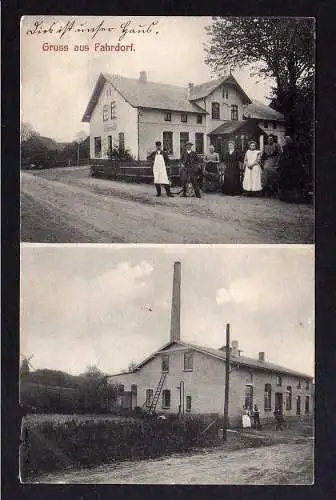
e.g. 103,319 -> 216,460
181,113 -> 188,123
222,88 -> 229,99
212,102 -> 220,120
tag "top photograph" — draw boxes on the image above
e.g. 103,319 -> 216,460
20,16 -> 314,244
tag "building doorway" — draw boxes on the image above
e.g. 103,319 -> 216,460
275,392 -> 283,411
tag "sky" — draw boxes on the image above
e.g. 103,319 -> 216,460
20,15 -> 274,142
20,245 -> 314,377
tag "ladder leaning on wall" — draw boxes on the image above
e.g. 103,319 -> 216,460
143,373 -> 167,416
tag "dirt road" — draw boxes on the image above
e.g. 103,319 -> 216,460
20,167 -> 314,244
36,439 -> 314,485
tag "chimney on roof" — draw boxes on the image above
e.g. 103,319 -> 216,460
187,82 -> 194,99
231,340 -> 239,357
258,352 -> 265,362
139,71 -> 147,83
170,262 -> 181,342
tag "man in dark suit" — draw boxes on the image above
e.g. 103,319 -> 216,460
147,141 -> 173,197
180,142 -> 201,198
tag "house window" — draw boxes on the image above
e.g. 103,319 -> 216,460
131,384 -> 137,395
231,104 -> 238,121
181,113 -> 188,123
163,131 -> 173,155
264,121 -> 269,128
211,102 -> 220,120
305,380 -> 310,390
305,396 -> 310,414
107,135 -> 113,156
264,383 -> 272,411
118,132 -> 125,152
94,137 -> 102,157
110,101 -> 116,119
276,376 -> 282,387
244,385 -> 253,411
195,133 -> 204,154
297,379 -> 301,389
286,386 -> 292,411
119,384 -> 124,395
145,389 -> 153,406
184,352 -> 193,371
103,105 -> 109,121
162,355 -> 169,373
162,389 -> 171,409
222,88 -> 229,99
296,396 -> 301,415
186,395 -> 192,412
180,132 -> 189,157
272,121 -> 277,129
164,111 -> 172,122
196,114 -> 203,124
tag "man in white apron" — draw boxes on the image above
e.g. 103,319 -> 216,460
148,141 -> 173,197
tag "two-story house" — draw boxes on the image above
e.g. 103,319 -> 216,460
106,262 -> 313,427
82,72 -> 286,161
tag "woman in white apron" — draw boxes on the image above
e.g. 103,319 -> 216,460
148,141 -> 173,197
242,408 -> 252,429
242,140 -> 262,195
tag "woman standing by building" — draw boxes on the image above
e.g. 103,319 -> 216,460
222,140 -> 242,195
242,140 -> 262,195
260,135 -> 282,197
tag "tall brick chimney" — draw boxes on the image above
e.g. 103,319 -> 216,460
139,71 -> 147,83
187,82 -> 194,99
231,340 -> 239,357
170,261 -> 181,342
259,352 -> 265,362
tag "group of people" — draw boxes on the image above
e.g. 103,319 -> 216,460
149,135 -> 305,200
242,405 -> 286,431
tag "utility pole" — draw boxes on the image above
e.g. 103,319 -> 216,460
223,323 -> 230,441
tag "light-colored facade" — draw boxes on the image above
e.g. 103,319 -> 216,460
82,72 -> 286,161
107,341 -> 314,427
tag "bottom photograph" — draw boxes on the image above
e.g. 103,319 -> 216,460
20,244 -> 314,485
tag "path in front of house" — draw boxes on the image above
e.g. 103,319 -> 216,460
21,167 -> 314,244
34,438 -> 314,485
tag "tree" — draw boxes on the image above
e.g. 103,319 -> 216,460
128,361 -> 137,372
20,122 -> 36,142
204,17 -> 315,148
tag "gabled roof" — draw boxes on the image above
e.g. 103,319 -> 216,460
129,340 -> 313,380
209,120 -> 250,135
82,73 -> 207,122
189,74 -> 251,104
243,100 -> 285,121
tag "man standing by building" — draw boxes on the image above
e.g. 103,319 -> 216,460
148,141 -> 173,197
180,141 -> 202,198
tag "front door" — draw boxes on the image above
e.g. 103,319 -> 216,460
275,392 -> 283,411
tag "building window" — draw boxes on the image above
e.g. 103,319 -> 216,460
264,121 -> 269,128
145,389 -> 153,406
110,101 -> 116,119
131,384 -> 137,395
164,111 -> 172,122
211,102 -> 220,120
163,131 -> 173,155
222,88 -> 229,99
94,137 -> 102,157
276,376 -> 282,387
296,396 -> 301,415
186,395 -> 192,412
181,113 -> 188,123
118,132 -> 125,152
305,380 -> 310,391
196,114 -> 203,124
103,105 -> 109,121
184,352 -> 193,371
272,121 -> 277,129
286,386 -> 292,411
180,132 -> 189,157
195,133 -> 204,154
297,379 -> 301,389
162,355 -> 169,373
162,389 -> 171,409
231,104 -> 238,121
244,385 -> 253,411
119,384 -> 124,395
264,383 -> 272,411
305,396 -> 310,414
107,135 -> 113,156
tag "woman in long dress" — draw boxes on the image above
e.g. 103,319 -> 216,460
203,144 -> 220,192
242,140 -> 262,195
222,140 -> 242,195
260,135 -> 281,196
